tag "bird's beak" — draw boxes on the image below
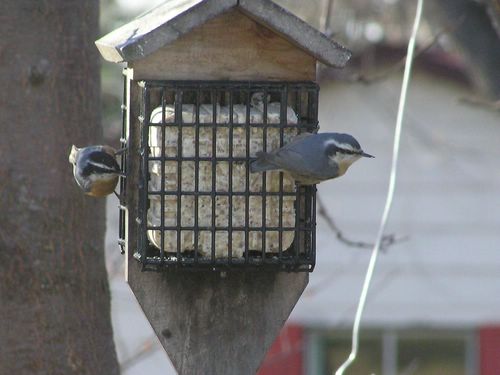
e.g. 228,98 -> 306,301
361,151 -> 374,158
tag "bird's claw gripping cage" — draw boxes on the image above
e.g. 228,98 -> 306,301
119,79 -> 319,272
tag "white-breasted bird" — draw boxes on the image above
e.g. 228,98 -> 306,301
69,145 -> 124,197
250,132 -> 374,185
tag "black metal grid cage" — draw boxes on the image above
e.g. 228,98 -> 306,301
118,72 -> 128,255
125,80 -> 319,271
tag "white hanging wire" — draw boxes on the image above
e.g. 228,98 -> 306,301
334,1 -> 424,374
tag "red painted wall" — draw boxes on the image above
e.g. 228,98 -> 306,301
257,324 -> 304,375
480,326 -> 500,375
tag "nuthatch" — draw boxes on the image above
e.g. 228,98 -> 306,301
250,132 -> 374,185
68,145 -> 124,197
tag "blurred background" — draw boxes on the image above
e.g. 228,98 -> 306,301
101,0 -> 500,374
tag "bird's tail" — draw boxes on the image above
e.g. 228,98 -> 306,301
250,151 -> 279,173
68,145 -> 79,164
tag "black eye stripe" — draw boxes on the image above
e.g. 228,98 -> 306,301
325,144 -> 362,156
338,148 -> 360,155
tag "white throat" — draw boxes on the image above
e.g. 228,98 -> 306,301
328,153 -> 361,176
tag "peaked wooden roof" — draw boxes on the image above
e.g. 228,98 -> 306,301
95,0 -> 351,68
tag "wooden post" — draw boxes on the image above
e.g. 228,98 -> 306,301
124,72 -> 308,374
95,2 -> 351,373
129,268 -> 307,375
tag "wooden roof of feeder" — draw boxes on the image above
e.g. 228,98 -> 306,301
96,0 -> 351,68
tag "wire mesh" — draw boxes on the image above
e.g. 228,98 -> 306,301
132,80 -> 318,271
117,70 -> 128,254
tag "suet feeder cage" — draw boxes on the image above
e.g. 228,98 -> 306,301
97,0 -> 351,273
96,1 -> 350,372
140,80 -> 320,271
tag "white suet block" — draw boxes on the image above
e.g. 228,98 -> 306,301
147,99 -> 299,258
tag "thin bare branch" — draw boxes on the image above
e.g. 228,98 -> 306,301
120,337 -> 159,372
316,193 -> 408,252
459,96 -> 500,112
320,0 -> 334,34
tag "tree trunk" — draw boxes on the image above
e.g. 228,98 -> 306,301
0,1 -> 120,374
426,0 -> 500,98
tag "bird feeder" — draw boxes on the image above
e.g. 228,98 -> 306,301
96,1 -> 350,373
140,80 -> 319,271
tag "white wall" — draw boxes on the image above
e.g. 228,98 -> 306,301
291,71 -> 500,328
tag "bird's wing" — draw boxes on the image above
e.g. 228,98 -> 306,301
271,133 -> 334,180
271,147 -> 320,177
251,133 -> 314,172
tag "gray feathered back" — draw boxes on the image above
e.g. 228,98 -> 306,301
250,133 -> 340,183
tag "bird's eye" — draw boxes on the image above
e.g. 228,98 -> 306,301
338,148 -> 360,156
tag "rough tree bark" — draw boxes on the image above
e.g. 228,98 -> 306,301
426,0 -> 500,98
0,1 -> 120,374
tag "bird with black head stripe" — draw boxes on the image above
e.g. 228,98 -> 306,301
69,145 -> 124,197
250,132 -> 373,185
